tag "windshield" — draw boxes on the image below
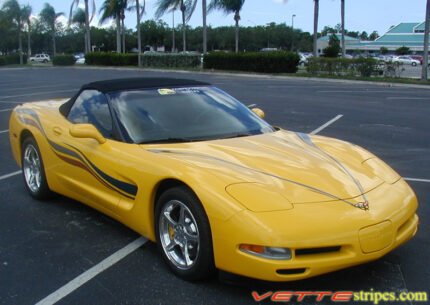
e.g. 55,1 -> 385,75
108,86 -> 274,144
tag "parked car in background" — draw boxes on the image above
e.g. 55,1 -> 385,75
298,52 -> 308,65
73,52 -> 85,60
410,55 -> 423,65
75,57 -> 85,64
29,54 -> 50,63
392,56 -> 420,66
260,48 -> 278,52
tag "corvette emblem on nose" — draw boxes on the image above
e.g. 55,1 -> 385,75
355,201 -> 370,211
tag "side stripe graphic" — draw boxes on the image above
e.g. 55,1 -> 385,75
17,108 -> 137,199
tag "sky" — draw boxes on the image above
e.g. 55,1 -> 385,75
4,0 -> 428,36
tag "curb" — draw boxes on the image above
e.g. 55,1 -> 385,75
3,65 -> 430,89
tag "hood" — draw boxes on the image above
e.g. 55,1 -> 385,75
143,130 -> 384,205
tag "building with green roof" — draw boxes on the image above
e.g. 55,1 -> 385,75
317,23 -> 430,54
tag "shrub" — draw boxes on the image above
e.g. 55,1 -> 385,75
52,55 -> 76,66
0,54 -> 27,66
141,53 -> 201,68
204,52 -> 300,73
85,52 -> 138,66
380,47 -> 389,55
307,57 -> 380,77
323,34 -> 341,58
395,46 -> 410,55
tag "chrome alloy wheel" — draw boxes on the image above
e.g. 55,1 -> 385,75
23,144 -> 42,193
159,200 -> 200,270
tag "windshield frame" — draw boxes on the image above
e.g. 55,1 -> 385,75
106,86 -> 275,144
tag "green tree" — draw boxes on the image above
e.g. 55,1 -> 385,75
359,31 -> 368,40
380,46 -> 388,55
39,3 -> 64,56
2,0 -> 24,63
155,0 -> 198,52
321,25 -> 336,37
208,0 -> 245,53
323,34 -> 340,57
395,46 -> 410,55
369,31 -> 379,41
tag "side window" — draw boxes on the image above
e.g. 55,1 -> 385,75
68,90 -> 113,138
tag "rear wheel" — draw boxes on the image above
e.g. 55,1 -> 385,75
22,137 -> 52,200
412,62 -> 417,66
155,186 -> 215,281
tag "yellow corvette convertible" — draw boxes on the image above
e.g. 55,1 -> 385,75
9,78 -> 418,282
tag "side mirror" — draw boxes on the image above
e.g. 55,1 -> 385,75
69,124 -> 106,144
251,108 -> 265,119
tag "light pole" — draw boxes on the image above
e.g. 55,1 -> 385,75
291,14 -> 296,51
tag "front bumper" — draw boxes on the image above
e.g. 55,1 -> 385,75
211,179 -> 418,281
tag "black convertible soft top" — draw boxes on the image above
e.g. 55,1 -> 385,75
60,77 -> 210,116
81,77 -> 210,93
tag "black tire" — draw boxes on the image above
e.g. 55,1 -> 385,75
412,62 -> 417,66
21,137 -> 53,200
155,186 -> 215,281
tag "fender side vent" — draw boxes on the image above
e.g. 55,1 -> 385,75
295,246 -> 341,256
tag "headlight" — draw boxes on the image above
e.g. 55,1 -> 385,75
239,244 -> 292,260
363,157 -> 400,184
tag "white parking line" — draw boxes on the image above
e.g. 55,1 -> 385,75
0,170 -> 21,181
317,90 -> 397,93
34,237 -> 147,305
0,129 -> 9,134
0,84 -> 75,92
386,97 -> 428,100
404,177 -> 430,183
0,108 -> 12,112
311,114 -> 344,135
0,89 -> 76,100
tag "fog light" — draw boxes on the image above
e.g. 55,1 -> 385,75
239,244 -> 292,260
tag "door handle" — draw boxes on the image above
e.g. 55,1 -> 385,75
52,127 -> 62,136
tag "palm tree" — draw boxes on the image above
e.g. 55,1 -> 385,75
422,0 -> 430,81
99,0 -> 122,53
208,0 -> 245,53
72,8 -> 86,28
202,0 -> 207,54
99,0 -> 128,53
2,0 -> 24,64
313,0 -> 319,57
21,4 -> 32,58
155,0 -> 197,52
71,8 -> 86,49
39,3 -> 64,56
69,0 -> 96,53
131,0 -> 145,66
340,0 -> 345,57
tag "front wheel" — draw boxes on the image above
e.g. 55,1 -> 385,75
22,137 -> 52,200
412,62 -> 417,66
155,186 -> 215,281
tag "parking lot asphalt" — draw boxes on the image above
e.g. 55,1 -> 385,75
0,67 -> 429,305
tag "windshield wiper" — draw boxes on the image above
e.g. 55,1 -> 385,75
220,133 -> 253,139
139,137 -> 194,144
